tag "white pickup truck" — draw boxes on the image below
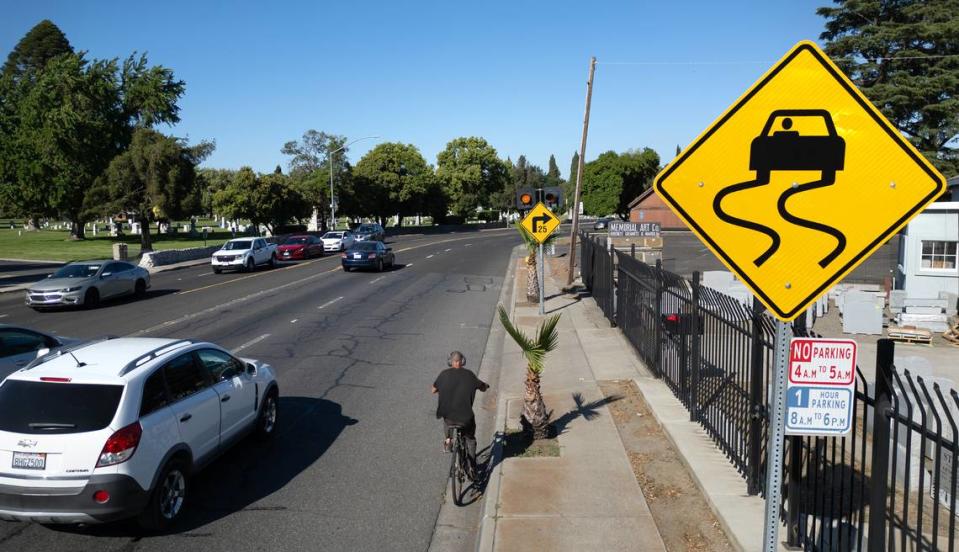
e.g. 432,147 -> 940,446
211,237 -> 278,273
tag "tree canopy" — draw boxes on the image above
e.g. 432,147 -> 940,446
582,149 -> 660,219
2,20 -> 73,80
87,128 -> 213,250
213,168 -> 309,234
819,0 -> 959,175
353,142 -> 432,226
436,137 -> 510,217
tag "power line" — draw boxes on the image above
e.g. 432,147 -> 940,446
598,54 -> 959,67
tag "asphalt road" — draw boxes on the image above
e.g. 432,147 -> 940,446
0,228 -> 519,551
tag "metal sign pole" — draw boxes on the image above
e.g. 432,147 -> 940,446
538,243 -> 545,315
763,318 -> 792,551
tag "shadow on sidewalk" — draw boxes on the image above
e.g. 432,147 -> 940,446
551,392 -> 622,437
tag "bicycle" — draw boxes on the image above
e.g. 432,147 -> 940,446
448,425 -> 477,506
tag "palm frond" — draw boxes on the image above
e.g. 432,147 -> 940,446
536,313 -> 562,353
513,221 -> 537,253
498,305 -> 535,351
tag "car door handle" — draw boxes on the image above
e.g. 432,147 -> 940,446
221,394 -> 231,402
180,414 -> 192,422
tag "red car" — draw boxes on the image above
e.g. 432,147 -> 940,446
277,235 -> 324,260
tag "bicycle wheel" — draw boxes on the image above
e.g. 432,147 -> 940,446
449,429 -> 465,505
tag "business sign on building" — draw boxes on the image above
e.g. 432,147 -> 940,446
785,338 -> 857,436
608,221 -> 661,237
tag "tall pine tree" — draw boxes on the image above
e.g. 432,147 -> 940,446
564,151 -> 580,211
2,20 -> 73,80
818,0 -> 959,175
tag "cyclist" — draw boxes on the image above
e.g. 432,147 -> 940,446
431,351 -> 489,473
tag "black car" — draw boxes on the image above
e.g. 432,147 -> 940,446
593,218 -> 613,231
341,241 -> 395,272
353,223 -> 385,242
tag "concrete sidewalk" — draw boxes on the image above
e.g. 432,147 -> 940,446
478,256 -> 666,551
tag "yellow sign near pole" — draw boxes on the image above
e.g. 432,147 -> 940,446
654,40 -> 946,321
520,203 -> 560,244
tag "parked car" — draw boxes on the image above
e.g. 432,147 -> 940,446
0,324 -> 80,380
341,241 -> 395,272
321,231 -> 355,252
211,237 -> 277,273
353,223 -> 385,242
0,337 -> 278,530
277,235 -> 324,261
593,218 -> 613,231
25,261 -> 150,310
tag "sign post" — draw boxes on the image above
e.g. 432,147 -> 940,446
651,40 -> 946,552
520,202 -> 561,316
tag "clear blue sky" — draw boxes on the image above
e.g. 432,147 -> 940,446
3,0 -> 827,177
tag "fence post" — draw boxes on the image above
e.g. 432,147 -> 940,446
867,339 -> 895,552
653,259 -> 664,379
689,271 -> 702,422
747,296 -> 765,495
631,243 -> 635,258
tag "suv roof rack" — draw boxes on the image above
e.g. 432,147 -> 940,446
118,340 -> 193,377
22,337 -> 116,371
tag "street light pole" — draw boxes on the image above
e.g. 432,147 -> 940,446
328,135 -> 379,231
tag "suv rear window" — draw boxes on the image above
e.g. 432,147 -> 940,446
0,381 -> 123,434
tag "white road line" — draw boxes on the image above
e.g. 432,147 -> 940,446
370,276 -> 385,284
465,244 -> 473,247
233,333 -> 270,353
444,248 -> 452,252
0,314 -> 7,319
426,254 -> 434,259
405,263 -> 413,267
290,319 -> 298,324
198,272 -> 214,277
318,296 -> 343,309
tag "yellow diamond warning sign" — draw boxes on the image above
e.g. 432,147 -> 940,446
520,202 -> 560,243
653,40 -> 946,321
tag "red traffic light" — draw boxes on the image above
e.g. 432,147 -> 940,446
520,193 -> 533,205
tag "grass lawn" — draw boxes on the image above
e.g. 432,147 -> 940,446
0,228 -> 236,262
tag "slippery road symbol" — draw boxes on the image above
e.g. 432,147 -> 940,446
713,109 -> 847,269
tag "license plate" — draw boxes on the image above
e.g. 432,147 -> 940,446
354,253 -> 362,259
12,452 -> 46,470
283,251 -> 290,256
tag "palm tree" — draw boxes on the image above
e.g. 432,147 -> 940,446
498,305 -> 561,439
514,221 -> 556,303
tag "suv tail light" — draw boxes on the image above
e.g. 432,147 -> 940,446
96,422 -> 142,467
367,253 -> 377,259
340,252 -> 347,258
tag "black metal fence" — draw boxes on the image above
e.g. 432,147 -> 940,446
577,232 -> 959,551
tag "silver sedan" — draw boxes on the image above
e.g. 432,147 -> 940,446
25,260 -> 151,310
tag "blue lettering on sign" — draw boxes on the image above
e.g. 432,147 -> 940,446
785,386 -> 853,435
787,388 -> 808,408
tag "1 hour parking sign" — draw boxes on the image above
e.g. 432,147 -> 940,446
785,338 -> 857,436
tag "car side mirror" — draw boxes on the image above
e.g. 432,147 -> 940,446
35,348 -> 50,359
246,362 -> 256,375
101,272 -> 111,278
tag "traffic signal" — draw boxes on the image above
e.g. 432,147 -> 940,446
516,188 -> 535,210
543,187 -> 562,211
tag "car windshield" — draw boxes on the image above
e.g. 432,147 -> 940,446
357,225 -> 376,233
351,243 -> 378,252
223,240 -> 253,250
283,237 -> 309,245
323,233 -> 342,239
0,380 -> 123,434
51,264 -> 100,279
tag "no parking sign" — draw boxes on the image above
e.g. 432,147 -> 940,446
785,338 -> 857,436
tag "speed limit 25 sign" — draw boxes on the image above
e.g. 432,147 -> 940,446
785,338 -> 857,436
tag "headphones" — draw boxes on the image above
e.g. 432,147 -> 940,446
448,351 -> 466,367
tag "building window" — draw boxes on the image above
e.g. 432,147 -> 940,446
920,240 -> 958,270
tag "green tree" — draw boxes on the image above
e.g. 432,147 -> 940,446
675,145 -> 681,156
564,151 -> 580,211
2,20 -> 73,80
87,128 -> 213,251
197,168 -> 236,216
545,154 -> 563,187
213,168 -> 309,235
353,142 -> 433,226
497,305 -> 561,440
281,130 -> 350,227
582,149 -> 661,219
818,0 -> 959,175
0,49 -> 184,239
436,137 -> 510,217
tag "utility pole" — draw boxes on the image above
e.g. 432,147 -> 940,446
567,56 -> 596,286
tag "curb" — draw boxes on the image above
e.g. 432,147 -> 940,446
476,245 -> 524,552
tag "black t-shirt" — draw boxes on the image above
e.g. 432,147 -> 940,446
434,368 -> 488,424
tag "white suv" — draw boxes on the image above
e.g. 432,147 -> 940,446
211,237 -> 277,273
0,337 -> 278,531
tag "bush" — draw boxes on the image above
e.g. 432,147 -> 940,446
440,215 -> 465,225
275,224 -> 307,234
473,210 -> 499,223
